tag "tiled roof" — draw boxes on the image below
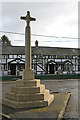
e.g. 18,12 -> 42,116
1,43 -> 80,56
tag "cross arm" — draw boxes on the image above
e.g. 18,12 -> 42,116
20,16 -> 26,20
30,17 -> 36,21
20,16 -> 36,21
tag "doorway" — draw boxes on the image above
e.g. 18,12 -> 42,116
49,64 -> 54,74
10,64 -> 16,75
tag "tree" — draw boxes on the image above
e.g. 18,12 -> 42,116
1,35 -> 11,46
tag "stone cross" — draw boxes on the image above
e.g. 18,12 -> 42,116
20,11 -> 36,69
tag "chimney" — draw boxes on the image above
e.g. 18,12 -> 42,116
35,40 -> 38,47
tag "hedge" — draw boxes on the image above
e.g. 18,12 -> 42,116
0,74 -> 80,81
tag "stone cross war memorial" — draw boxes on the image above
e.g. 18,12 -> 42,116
2,11 -> 54,109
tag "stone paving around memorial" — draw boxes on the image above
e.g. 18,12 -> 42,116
1,92 -> 70,119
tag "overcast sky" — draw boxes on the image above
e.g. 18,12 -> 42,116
0,1 -> 79,48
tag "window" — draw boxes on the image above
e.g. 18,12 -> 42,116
8,55 -> 9,58
9,55 -> 14,58
22,55 -> 25,58
64,56 -> 67,59
72,56 -> 76,59
6,55 -> 8,58
64,63 -> 73,72
49,56 -> 51,59
3,55 -> 5,58
18,55 -> 22,58
46,56 -> 48,58
34,55 -> 37,58
2,64 -> 6,70
19,64 -> 25,70
42,55 -> 46,59
14,55 -> 17,58
53,55 -> 56,59
2,59 -> 6,63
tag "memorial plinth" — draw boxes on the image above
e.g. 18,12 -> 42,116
2,11 -> 54,109
22,69 -> 34,80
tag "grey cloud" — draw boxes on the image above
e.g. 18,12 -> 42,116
1,2 -> 78,47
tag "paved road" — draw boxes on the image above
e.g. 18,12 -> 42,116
41,79 -> 79,119
1,79 -> 79,119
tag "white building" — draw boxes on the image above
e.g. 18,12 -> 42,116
0,42 -> 80,76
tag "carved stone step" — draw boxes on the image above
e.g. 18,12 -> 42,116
2,94 -> 54,109
46,94 -> 54,106
5,89 -> 50,102
16,79 -> 40,87
11,84 -> 45,94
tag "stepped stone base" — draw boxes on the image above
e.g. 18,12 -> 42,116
2,69 -> 54,109
2,94 -> 54,108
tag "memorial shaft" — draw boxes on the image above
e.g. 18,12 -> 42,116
20,11 -> 36,70
25,26 -> 31,69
